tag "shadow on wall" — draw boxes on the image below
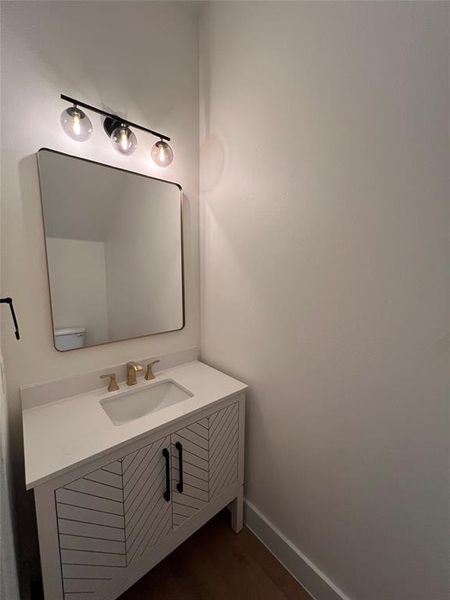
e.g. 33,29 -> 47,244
200,135 -> 224,193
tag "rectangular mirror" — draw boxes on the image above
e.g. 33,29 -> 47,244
37,149 -> 184,351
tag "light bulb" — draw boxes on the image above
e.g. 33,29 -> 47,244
60,106 -> 93,141
111,124 -> 137,155
73,113 -> 81,135
151,140 -> 173,167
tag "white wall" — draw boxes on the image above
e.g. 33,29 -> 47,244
0,0 -> 199,586
46,238 -> 109,346
200,3 -> 449,600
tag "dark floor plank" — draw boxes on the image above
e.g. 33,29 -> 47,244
119,510 -> 311,600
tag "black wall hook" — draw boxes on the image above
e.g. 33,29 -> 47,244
0,297 -> 20,340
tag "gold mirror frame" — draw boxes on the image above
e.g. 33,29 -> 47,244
37,147 -> 185,352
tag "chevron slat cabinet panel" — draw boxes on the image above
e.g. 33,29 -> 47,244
55,457 -> 127,600
123,436 -> 172,565
171,417 -> 210,528
55,435 -> 172,600
209,403 -> 239,499
171,405 -> 240,528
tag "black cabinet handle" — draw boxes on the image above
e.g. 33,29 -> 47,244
162,448 -> 170,502
175,442 -> 183,493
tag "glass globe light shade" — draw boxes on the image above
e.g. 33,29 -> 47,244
111,124 -> 137,155
151,140 -> 174,167
60,106 -> 93,141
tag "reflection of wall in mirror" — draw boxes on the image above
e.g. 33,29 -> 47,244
46,238 -> 109,346
104,177 -> 183,341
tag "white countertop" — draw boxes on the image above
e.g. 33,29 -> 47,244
22,361 -> 247,489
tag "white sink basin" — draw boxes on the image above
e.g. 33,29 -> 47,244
100,380 -> 193,425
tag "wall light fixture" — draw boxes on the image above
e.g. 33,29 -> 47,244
60,94 -> 174,167
151,140 -> 174,167
105,119 -> 138,155
60,105 -> 93,141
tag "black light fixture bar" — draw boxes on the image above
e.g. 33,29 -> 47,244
61,94 -> 171,141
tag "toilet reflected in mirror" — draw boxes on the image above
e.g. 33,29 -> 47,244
54,327 -> 86,351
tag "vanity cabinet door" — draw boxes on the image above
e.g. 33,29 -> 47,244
171,417 -> 210,528
122,435 -> 172,566
55,435 -> 172,600
171,402 -> 240,529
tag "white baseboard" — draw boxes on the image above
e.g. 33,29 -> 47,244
244,500 -> 351,600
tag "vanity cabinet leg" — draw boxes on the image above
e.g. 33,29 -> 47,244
230,487 -> 244,533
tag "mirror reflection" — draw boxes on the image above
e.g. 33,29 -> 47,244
38,149 -> 184,351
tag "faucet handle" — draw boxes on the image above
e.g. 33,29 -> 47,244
100,373 -> 119,392
145,360 -> 160,381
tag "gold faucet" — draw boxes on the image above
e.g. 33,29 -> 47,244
100,373 -> 119,392
145,360 -> 160,381
126,361 -> 143,386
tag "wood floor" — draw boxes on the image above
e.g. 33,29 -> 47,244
118,510 -> 312,600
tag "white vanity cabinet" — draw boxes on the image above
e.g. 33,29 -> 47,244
33,394 -> 245,600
